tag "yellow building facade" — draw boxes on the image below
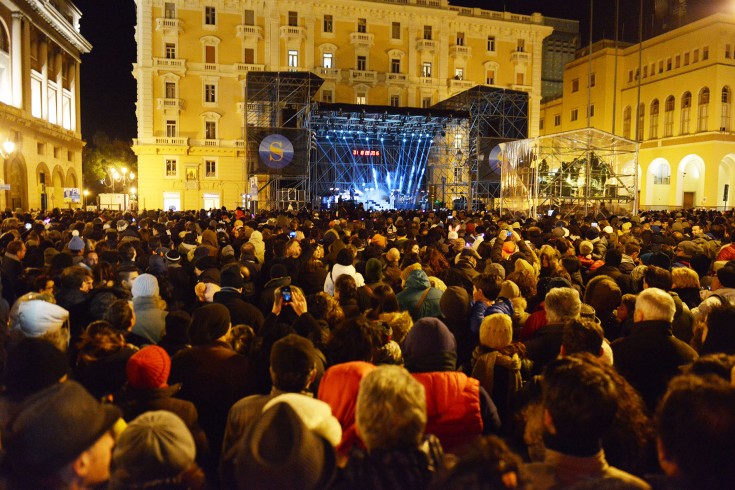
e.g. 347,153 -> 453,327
133,0 -> 552,211
0,0 -> 90,211
540,13 -> 735,210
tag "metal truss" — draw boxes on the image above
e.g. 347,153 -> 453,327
499,128 -> 639,217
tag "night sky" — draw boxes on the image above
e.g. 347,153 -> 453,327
72,0 -> 723,141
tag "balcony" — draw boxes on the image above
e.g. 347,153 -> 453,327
185,181 -> 199,190
134,137 -> 188,146
279,25 -> 306,41
349,32 -> 375,48
349,69 -> 378,85
155,18 -> 182,33
386,73 -> 408,85
449,45 -> 471,58
156,98 -> 185,111
316,67 -> 340,79
235,63 -> 265,75
416,39 -> 437,52
203,63 -> 219,72
511,50 -> 531,64
191,139 -> 221,147
419,76 -> 437,86
153,58 -> 186,73
236,24 -> 263,41
448,79 -> 474,91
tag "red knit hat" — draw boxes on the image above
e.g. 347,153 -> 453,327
126,346 -> 170,390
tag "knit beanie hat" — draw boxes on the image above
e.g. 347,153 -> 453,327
188,303 -> 231,345
498,280 -> 520,299
131,273 -> 159,298
403,317 -> 457,373
126,346 -> 171,390
371,234 -> 387,248
384,247 -> 400,263
579,240 -> 594,256
16,300 -> 69,338
479,313 -> 513,350
221,266 -> 245,289
110,411 -> 195,489
68,232 -> 85,252
263,394 -> 343,448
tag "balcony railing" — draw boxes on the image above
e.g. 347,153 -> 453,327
416,39 -> 437,52
153,58 -> 186,71
349,69 -> 378,84
449,45 -> 471,58
511,50 -> 531,64
135,137 -> 188,146
279,25 -> 306,40
236,24 -> 263,40
448,79 -> 474,91
386,73 -> 408,84
203,63 -> 218,72
155,18 -> 182,32
349,32 -> 375,47
316,67 -> 341,79
156,98 -> 185,110
235,63 -> 265,74
191,139 -> 221,147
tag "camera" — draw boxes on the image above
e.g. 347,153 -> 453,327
289,231 -> 297,238
507,231 -> 512,237
25,223 -> 31,230
281,286 -> 292,302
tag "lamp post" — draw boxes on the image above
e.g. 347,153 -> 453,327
83,189 -> 89,210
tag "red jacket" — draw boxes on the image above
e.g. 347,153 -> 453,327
412,371 -> 483,452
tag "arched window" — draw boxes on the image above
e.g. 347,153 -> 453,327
722,86 -> 731,131
680,91 -> 691,134
637,103 -> 645,141
664,95 -> 675,137
697,87 -> 709,132
650,99 -> 659,139
623,106 -> 631,139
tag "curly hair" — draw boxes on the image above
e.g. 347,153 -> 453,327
505,269 -> 537,299
76,321 -> 126,366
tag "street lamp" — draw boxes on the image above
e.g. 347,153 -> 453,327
0,139 -> 14,159
83,189 -> 89,209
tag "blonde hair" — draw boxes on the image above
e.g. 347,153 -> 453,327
194,282 -> 220,302
672,267 -> 700,290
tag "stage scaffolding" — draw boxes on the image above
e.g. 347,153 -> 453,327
499,128 -> 639,217
244,72 -> 323,210
434,87 -> 529,209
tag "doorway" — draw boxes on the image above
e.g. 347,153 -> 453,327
683,191 -> 695,209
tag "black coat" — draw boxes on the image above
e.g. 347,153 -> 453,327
213,288 -> 264,331
612,320 -> 698,412
523,323 -> 565,376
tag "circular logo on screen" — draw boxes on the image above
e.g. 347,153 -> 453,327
259,134 -> 294,170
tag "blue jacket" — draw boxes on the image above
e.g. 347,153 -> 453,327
470,297 -> 514,334
397,270 -> 444,320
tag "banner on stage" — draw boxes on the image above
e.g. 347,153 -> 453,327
248,128 -> 308,176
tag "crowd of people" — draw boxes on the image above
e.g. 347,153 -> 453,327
0,204 -> 733,489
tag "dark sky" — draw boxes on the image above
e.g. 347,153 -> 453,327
72,0 -> 720,141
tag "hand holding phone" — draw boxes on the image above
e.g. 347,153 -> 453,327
281,286 -> 292,303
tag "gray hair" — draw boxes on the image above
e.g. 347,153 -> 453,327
636,287 -> 675,323
545,287 -> 581,324
356,365 -> 426,450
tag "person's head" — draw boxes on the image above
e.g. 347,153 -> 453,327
188,303 -> 231,345
616,293 -> 637,323
356,365 -> 426,451
635,287 -> 675,323
334,273 -> 357,303
702,304 -> 735,355
60,266 -> 94,293
326,316 -> 382,365
3,338 -> 69,401
117,266 -> 140,291
403,317 -> 457,373
542,355 -> 618,451
285,238 -> 302,258
603,247 -> 623,267
544,287 -> 581,324
656,375 -> 735,489
126,346 -> 171,391
270,334 -> 318,392
561,318 -> 604,358
33,274 -> 55,295
479,313 -> 513,350
13,299 -> 70,352
85,251 -> 99,269
102,299 -> 135,332
473,273 -> 502,302
644,265 -> 673,291
714,264 -> 735,289
7,239 -> 26,259
2,381 -> 120,488
671,266 -> 700,290
335,247 -> 355,267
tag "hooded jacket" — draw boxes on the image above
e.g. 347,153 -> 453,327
323,263 -> 365,296
132,295 -> 168,344
396,270 -> 443,320
248,230 -> 265,264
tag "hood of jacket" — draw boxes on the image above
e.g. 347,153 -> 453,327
404,269 -> 431,290
249,230 -> 263,244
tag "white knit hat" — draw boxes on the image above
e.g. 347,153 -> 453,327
263,393 -> 342,448
131,273 -> 159,298
16,300 -> 69,337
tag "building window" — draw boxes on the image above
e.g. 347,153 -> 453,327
323,14 -> 333,33
453,167 -> 462,183
681,91 -> 692,134
205,160 -> 217,178
456,32 -> 464,46
703,46 -> 709,60
356,56 -> 367,71
357,18 -> 366,33
516,73 -> 524,85
589,73 -> 596,87
637,103 -> 645,141
727,45 -> 732,59
588,105 -> 595,118
487,36 -> 495,52
422,62 -> 432,78
205,121 -> 217,139
165,82 -> 176,98
204,84 -> 216,103
422,97 -> 432,108
322,89 -> 333,103
571,78 -> 579,92
165,43 -> 176,59
205,6 -> 216,25
392,22 -> 400,40
666,58 -> 672,71
454,68 -> 464,80
356,92 -> 367,105
658,61 -> 663,74
623,106 -> 631,139
244,9 -> 255,26
628,70 -> 633,82
664,95 -> 675,137
391,58 -> 400,74
486,70 -> 495,85
722,87 -> 731,131
650,99 -> 659,139
698,87 -> 710,132
684,52 -> 690,65
288,11 -> 298,27
643,66 -> 648,78
554,114 -> 561,126
675,55 -> 680,68
693,49 -> 699,63
423,25 -> 432,40
205,45 -> 216,63
165,159 -> 177,177
37,142 -> 45,155
539,119 -> 544,130
517,39 -> 525,52
390,95 -> 399,107
164,2 -> 176,19
571,109 -> 578,122
288,50 -> 298,68
166,120 -> 177,137
244,48 -> 255,64
323,53 -> 333,68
